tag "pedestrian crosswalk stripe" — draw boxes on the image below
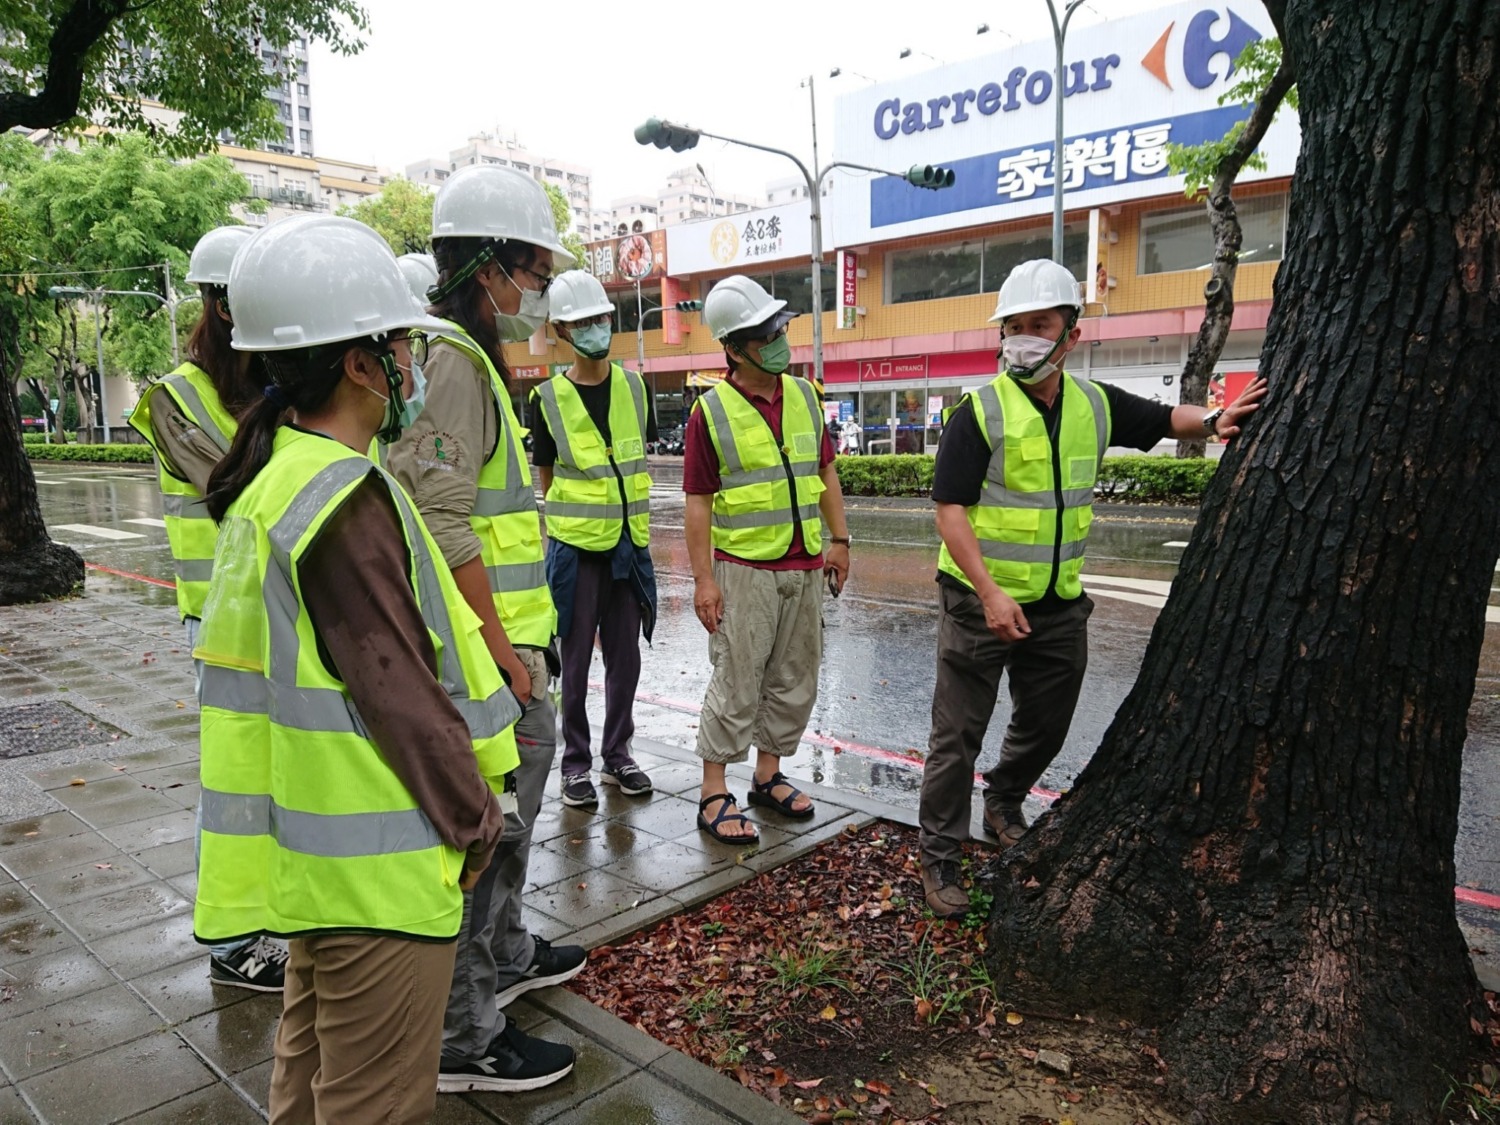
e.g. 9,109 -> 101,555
123,518 -> 167,528
51,524 -> 146,541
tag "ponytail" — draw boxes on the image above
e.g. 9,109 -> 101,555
203,338 -> 378,521
205,393 -> 283,522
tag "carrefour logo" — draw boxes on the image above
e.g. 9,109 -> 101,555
870,6 -> 1262,141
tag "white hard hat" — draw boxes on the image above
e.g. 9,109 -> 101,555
548,270 -> 613,323
430,165 -> 576,272
990,259 -> 1084,322
704,275 -> 789,341
185,225 -> 254,286
397,253 -> 438,306
228,216 -> 448,352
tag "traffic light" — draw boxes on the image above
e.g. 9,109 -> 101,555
634,118 -> 702,153
674,300 -> 704,312
906,164 -> 956,190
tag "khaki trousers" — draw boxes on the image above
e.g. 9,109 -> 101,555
270,933 -> 456,1125
696,560 -> 824,764
918,585 -> 1092,868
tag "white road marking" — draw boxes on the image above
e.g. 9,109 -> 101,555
123,518 -> 167,528
1164,540 -> 1190,548
51,524 -> 145,541
1085,575 -> 1174,596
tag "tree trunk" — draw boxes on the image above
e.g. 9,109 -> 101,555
0,375 -> 83,605
985,2 -> 1497,1121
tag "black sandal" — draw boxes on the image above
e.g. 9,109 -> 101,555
697,793 -> 759,844
746,771 -> 816,820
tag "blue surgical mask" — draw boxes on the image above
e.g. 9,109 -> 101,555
369,358 -> 426,445
570,323 -> 613,360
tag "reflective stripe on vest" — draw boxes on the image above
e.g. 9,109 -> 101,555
534,363 -> 652,551
193,429 -> 520,942
937,373 -> 1111,603
699,375 -> 826,562
431,324 -> 556,647
127,364 -> 238,621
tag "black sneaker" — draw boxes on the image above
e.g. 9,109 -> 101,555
561,774 -> 597,808
209,936 -> 288,992
495,935 -> 588,1009
600,761 -> 653,797
437,1022 -> 575,1093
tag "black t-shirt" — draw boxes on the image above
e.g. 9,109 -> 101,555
931,377 -> 1172,612
528,367 -> 659,468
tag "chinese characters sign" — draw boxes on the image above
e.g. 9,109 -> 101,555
837,250 -> 858,330
867,104 -> 1250,229
586,230 -> 668,287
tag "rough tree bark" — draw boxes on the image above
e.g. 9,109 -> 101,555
986,2 -> 1498,1121
1175,46 -> 1296,459
1,372 -> 83,604
0,0 -> 132,134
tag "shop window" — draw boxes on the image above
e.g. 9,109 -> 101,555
765,263 -> 836,314
981,226 -> 1088,293
887,242 -> 981,304
1140,194 -> 1285,275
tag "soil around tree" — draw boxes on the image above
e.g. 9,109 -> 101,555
572,822 -> 1201,1124
571,821 -> 1500,1123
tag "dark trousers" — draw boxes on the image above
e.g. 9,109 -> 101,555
559,553 -> 643,777
918,584 -> 1092,868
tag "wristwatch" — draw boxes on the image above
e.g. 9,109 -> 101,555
829,536 -> 852,546
1201,407 -> 1226,436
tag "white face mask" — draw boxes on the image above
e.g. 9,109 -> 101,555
1000,334 -> 1065,385
488,267 -> 547,342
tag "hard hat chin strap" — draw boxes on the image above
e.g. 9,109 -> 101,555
426,239 -> 506,303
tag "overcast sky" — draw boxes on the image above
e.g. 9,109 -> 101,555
310,0 -> 1168,209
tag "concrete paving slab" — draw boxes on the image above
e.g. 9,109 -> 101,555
649,1048 -> 805,1125
177,993 -> 282,1074
0,812 -> 91,849
0,983 -> 162,1080
0,914 -> 79,967
49,879 -> 191,942
524,987 -> 672,1068
23,852 -> 155,908
0,1085 -> 39,1123
0,946 -> 115,1016
19,1033 -> 217,1124
563,1068 -> 743,1125
130,838 -> 197,879
87,914 -> 203,980
0,829 -> 121,880
527,869 -> 663,933
546,819 -> 679,872
117,1083 -> 265,1124
133,955 -> 258,1024
229,1058 -> 273,1113
97,808 -> 196,853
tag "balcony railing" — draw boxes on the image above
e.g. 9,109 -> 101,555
244,183 -> 328,211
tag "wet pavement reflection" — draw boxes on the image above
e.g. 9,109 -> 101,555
28,459 -> 1500,947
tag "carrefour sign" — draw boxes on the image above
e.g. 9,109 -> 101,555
830,1 -> 1298,245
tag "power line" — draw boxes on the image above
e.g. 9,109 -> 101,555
0,263 -> 169,280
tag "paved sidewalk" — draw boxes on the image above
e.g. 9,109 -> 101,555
0,580 -> 903,1123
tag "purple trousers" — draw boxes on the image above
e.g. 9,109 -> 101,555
559,552 -> 643,777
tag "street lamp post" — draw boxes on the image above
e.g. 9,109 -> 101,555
49,284 -> 183,441
634,119 -> 953,392
978,2 -> 1083,260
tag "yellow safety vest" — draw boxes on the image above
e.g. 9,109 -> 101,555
431,324 -> 555,648
192,428 -> 521,943
127,363 -> 238,621
697,375 -> 826,562
531,363 -> 651,551
937,372 -> 1111,603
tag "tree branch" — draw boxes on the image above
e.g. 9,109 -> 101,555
1175,55 -> 1298,458
0,0 -> 133,134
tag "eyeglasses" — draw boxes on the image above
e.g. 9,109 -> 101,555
567,313 -> 612,329
391,331 -> 429,366
513,265 -> 553,295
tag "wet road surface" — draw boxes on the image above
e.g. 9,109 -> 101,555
26,458 -> 1500,947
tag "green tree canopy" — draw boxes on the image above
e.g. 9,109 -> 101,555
339,177 -> 433,255
542,181 -> 588,267
0,0 -> 368,155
